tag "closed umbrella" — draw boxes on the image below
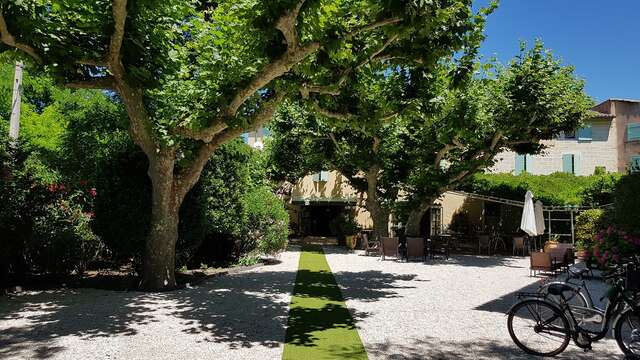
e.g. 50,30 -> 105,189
534,200 -> 546,236
520,191 -> 537,237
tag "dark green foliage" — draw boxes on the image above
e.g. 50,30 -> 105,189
580,173 -> 621,207
28,189 -> 101,275
614,173 -> 640,235
461,172 -> 620,206
575,209 -> 607,251
93,150 -> 151,264
240,185 -> 289,256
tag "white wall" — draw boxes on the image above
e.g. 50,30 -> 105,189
490,119 -> 618,175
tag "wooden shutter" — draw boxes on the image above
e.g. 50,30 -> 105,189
515,154 -> 525,175
628,123 -> 640,141
562,154 -> 575,174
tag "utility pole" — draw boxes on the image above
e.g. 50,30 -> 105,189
9,61 -> 23,144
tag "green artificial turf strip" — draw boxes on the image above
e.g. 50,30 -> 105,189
283,244 -> 368,360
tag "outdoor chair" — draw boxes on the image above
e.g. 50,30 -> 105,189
363,232 -> 381,256
529,243 -> 575,276
477,234 -> 491,255
428,236 -> 450,260
406,237 -> 426,262
512,236 -> 527,256
380,237 -> 399,260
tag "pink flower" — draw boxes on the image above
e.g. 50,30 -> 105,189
58,184 -> 66,192
48,184 -> 57,192
603,251 -> 610,259
85,212 -> 95,219
593,248 -> 601,257
89,188 -> 97,198
612,254 -> 621,263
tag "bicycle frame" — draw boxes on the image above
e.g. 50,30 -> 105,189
558,282 -> 639,346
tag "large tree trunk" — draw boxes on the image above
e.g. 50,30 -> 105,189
140,152 -> 181,291
365,165 -> 389,240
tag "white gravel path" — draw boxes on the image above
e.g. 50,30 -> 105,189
0,249 -> 300,360
324,247 -> 624,360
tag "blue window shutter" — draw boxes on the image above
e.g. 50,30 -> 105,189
241,133 -> 249,144
320,170 -> 329,182
525,155 -> 533,173
263,127 -> 271,137
627,123 -> 640,141
515,154 -> 525,175
562,154 -> 574,174
631,156 -> 640,173
577,126 -> 592,141
574,153 -> 581,175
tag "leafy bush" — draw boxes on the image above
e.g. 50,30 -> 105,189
614,173 -> 640,235
575,209 -> 607,251
28,189 -> 102,275
240,186 -> 289,256
580,173 -> 621,207
591,226 -> 640,267
329,213 -> 359,242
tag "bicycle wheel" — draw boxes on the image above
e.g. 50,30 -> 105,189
615,308 -> 640,356
507,299 -> 571,356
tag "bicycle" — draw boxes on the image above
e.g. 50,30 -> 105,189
507,263 -> 640,357
538,265 -> 595,312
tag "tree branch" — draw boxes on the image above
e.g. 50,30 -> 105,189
311,101 -> 355,121
108,0 -> 128,77
77,58 -> 108,67
275,0 -> 306,49
66,77 -> 116,90
175,92 -> 287,199
303,33 -> 400,98
0,11 -> 42,62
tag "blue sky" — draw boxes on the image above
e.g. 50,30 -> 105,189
475,0 -> 640,103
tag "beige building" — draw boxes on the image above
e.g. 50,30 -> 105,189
247,99 -> 640,239
491,99 -> 640,175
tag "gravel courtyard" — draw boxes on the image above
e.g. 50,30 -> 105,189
0,246 -> 627,359
324,247 -> 623,360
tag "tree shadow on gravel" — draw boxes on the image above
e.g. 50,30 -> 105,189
366,336 -> 624,360
0,265 -> 417,358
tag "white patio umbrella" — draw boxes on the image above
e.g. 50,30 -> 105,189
520,191 -> 537,237
534,200 -> 546,236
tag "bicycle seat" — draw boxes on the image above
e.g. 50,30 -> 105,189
547,283 -> 573,296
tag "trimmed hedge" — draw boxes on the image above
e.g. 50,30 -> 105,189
614,173 -> 640,235
461,172 -> 620,206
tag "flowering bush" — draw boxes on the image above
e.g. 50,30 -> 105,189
591,226 -> 640,268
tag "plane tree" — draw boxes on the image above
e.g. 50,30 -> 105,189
0,0 -> 489,289
268,43 -> 592,239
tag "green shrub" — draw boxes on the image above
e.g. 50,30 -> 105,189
580,173 -> 621,206
28,192 -> 102,275
240,186 -> 289,256
614,173 -> 640,235
592,226 -> 640,267
329,213 -> 359,242
575,209 -> 607,251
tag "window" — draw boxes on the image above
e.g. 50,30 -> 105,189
631,156 -> 640,173
240,133 -> 249,144
562,153 -> 580,175
577,125 -> 592,141
628,123 -> 640,142
564,131 -> 576,139
312,171 -> 329,182
515,154 -> 532,175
